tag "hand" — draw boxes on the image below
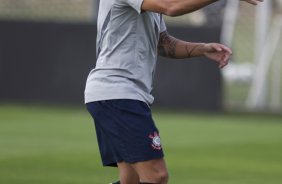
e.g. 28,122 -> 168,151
241,0 -> 264,5
203,43 -> 232,69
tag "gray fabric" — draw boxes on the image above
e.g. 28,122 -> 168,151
85,0 -> 167,105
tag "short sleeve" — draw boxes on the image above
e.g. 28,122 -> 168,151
117,0 -> 144,14
160,16 -> 167,33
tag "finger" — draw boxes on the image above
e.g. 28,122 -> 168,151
216,57 -> 224,69
211,44 -> 223,52
220,45 -> 233,55
219,54 -> 230,69
220,59 -> 227,68
223,52 -> 231,62
212,44 -> 233,55
219,62 -> 225,69
219,60 -> 228,69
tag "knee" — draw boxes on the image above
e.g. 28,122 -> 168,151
140,170 -> 169,184
155,170 -> 169,184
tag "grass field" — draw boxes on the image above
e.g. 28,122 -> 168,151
1,104 -> 282,184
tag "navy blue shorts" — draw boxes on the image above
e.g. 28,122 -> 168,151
86,99 -> 164,167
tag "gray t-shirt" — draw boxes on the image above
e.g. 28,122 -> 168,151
84,0 -> 167,104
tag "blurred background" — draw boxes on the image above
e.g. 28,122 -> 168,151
0,0 -> 282,184
0,0 -> 282,112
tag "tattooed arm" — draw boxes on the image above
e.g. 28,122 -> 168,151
158,31 -> 232,68
158,31 -> 205,59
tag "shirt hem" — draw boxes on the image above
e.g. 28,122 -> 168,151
85,94 -> 152,106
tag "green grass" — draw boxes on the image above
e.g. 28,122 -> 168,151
1,104 -> 282,184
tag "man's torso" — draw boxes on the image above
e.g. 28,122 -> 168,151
85,0 -> 166,105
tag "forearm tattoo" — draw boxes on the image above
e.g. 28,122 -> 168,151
185,44 -> 202,58
158,31 -> 179,58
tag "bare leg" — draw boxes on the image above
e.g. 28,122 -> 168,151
118,162 -> 139,184
132,158 -> 169,184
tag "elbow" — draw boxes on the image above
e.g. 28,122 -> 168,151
163,4 -> 192,17
161,0 -> 200,17
164,7 -> 179,17
158,1 -> 182,17
163,5 -> 181,17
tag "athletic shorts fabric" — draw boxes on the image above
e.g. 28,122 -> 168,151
86,99 -> 164,167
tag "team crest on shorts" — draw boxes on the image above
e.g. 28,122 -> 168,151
149,132 -> 162,150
